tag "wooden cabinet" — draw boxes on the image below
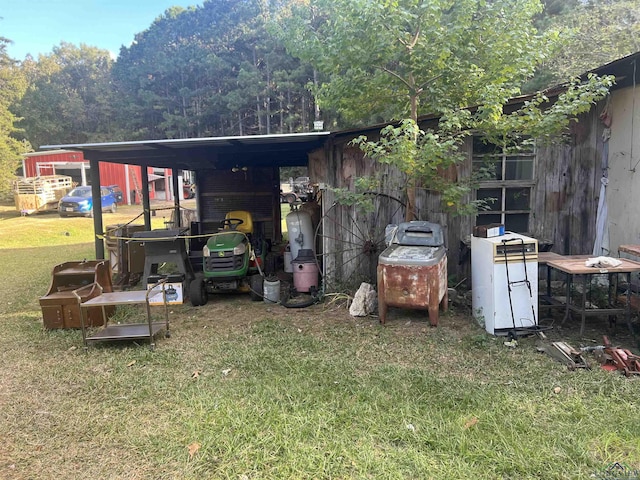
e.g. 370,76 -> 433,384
39,260 -> 114,329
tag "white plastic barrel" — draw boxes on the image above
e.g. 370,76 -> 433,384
286,210 -> 314,266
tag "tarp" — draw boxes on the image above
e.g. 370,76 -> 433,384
593,135 -> 610,256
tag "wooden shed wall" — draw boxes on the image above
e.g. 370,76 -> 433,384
310,104 -> 606,286
310,141 -> 409,291
530,106 -> 604,255
310,135 -> 476,282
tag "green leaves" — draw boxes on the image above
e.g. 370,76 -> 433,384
110,0 -> 318,139
280,0 -> 556,126
14,43 -> 114,147
0,39 -> 29,199
280,0 -> 614,215
531,0 -> 640,87
476,74 -> 616,147
351,119 -> 471,213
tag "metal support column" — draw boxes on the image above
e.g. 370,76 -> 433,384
172,167 -> 181,228
141,167 -> 151,230
89,157 -> 105,259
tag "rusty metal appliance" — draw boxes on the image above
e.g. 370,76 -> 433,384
377,221 -> 448,326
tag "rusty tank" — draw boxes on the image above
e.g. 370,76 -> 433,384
377,221 -> 448,326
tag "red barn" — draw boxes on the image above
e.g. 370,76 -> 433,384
22,150 -> 176,204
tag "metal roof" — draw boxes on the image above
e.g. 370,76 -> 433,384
40,131 -> 331,170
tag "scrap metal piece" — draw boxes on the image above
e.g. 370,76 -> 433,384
602,335 -> 640,376
544,341 -> 590,370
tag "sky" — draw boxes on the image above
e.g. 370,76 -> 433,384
1,0 -> 201,60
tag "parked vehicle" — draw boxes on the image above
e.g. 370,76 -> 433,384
280,190 -> 298,204
280,176 -> 313,204
189,210 -> 270,306
13,175 -> 73,215
291,176 -> 314,201
58,186 -> 117,217
107,185 -> 124,204
183,183 -> 196,199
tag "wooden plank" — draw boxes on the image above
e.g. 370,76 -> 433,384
546,257 -> 640,275
619,245 -> 640,257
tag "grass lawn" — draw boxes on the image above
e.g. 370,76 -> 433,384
0,203 -> 639,479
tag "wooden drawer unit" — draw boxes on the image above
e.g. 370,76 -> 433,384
39,260 -> 114,329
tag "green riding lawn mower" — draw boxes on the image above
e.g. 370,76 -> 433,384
189,210 -> 273,306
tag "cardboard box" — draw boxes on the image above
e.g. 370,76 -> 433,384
473,224 -> 505,238
148,281 -> 184,305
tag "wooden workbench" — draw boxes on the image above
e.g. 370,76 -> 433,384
619,245 -> 640,257
543,256 -> 640,336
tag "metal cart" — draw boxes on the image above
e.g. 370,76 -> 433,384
76,282 -> 170,350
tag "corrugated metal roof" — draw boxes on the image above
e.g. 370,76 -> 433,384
40,132 -> 332,170
43,131 -> 329,150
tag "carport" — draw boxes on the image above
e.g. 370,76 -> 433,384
42,132 -> 331,259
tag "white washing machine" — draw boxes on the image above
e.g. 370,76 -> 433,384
471,232 -> 538,335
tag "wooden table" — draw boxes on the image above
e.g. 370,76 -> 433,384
544,256 -> 640,335
618,245 -> 640,306
619,245 -> 640,257
538,253 -> 589,313
78,285 -> 170,350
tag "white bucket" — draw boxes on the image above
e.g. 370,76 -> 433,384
263,278 -> 281,304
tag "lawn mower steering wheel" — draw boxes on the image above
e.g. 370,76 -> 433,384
221,218 -> 244,230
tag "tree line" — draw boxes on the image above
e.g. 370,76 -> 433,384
0,0 -> 638,198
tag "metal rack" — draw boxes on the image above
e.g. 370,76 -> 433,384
77,282 -> 170,350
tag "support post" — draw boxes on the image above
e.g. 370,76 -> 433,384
141,167 -> 151,230
172,167 -> 181,228
89,157 -> 105,259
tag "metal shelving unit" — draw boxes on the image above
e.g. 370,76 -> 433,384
78,283 -> 170,350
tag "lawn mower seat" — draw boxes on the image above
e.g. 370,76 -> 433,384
224,210 -> 254,235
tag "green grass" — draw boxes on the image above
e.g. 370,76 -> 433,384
1,204 -> 639,479
0,203 -> 171,249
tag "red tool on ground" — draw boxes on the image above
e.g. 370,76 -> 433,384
601,336 -> 640,376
